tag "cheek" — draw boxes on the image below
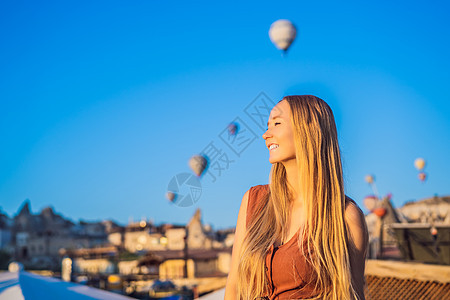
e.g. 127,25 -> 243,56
287,140 -> 296,154
285,131 -> 296,155
282,129 -> 295,146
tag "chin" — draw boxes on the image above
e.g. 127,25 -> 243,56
269,155 -> 294,165
268,156 -> 279,164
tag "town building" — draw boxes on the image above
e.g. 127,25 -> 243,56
365,195 -> 450,262
0,209 -> 12,250
8,200 -> 115,270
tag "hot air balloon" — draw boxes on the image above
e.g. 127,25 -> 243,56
166,191 -> 176,202
269,19 -> 297,53
363,195 -> 378,211
365,174 -> 374,184
227,122 -> 239,136
373,207 -> 387,218
418,172 -> 427,182
414,158 -> 426,171
189,154 -> 208,177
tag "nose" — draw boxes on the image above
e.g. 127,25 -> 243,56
262,128 -> 271,140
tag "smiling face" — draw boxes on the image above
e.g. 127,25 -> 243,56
262,100 -> 296,165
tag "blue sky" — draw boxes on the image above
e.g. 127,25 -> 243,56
1,0 -> 449,229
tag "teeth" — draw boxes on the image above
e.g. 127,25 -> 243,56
269,144 -> 279,150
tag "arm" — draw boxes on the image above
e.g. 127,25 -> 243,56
224,189 -> 250,300
345,200 -> 369,300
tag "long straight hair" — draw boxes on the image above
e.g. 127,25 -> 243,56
237,95 -> 357,299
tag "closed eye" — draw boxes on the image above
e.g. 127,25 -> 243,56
266,122 -> 281,130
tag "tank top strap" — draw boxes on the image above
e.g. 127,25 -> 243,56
246,184 -> 269,228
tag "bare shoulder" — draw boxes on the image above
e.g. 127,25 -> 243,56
344,198 -> 368,299
236,188 -> 251,231
345,197 -> 365,224
344,196 -> 369,253
242,188 -> 250,210
224,188 -> 251,299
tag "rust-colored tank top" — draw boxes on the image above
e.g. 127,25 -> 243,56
246,185 -> 319,300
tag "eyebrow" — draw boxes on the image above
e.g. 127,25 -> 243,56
267,116 -> 282,127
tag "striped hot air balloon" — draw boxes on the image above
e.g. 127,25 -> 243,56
363,195 -> 378,212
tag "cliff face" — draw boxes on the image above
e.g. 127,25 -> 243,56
399,196 -> 450,224
365,195 -> 450,251
366,195 -> 450,228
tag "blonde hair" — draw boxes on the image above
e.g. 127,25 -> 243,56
237,95 -> 357,299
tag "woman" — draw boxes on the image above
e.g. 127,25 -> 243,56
225,95 -> 368,299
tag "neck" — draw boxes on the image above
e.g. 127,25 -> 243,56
282,159 -> 302,205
